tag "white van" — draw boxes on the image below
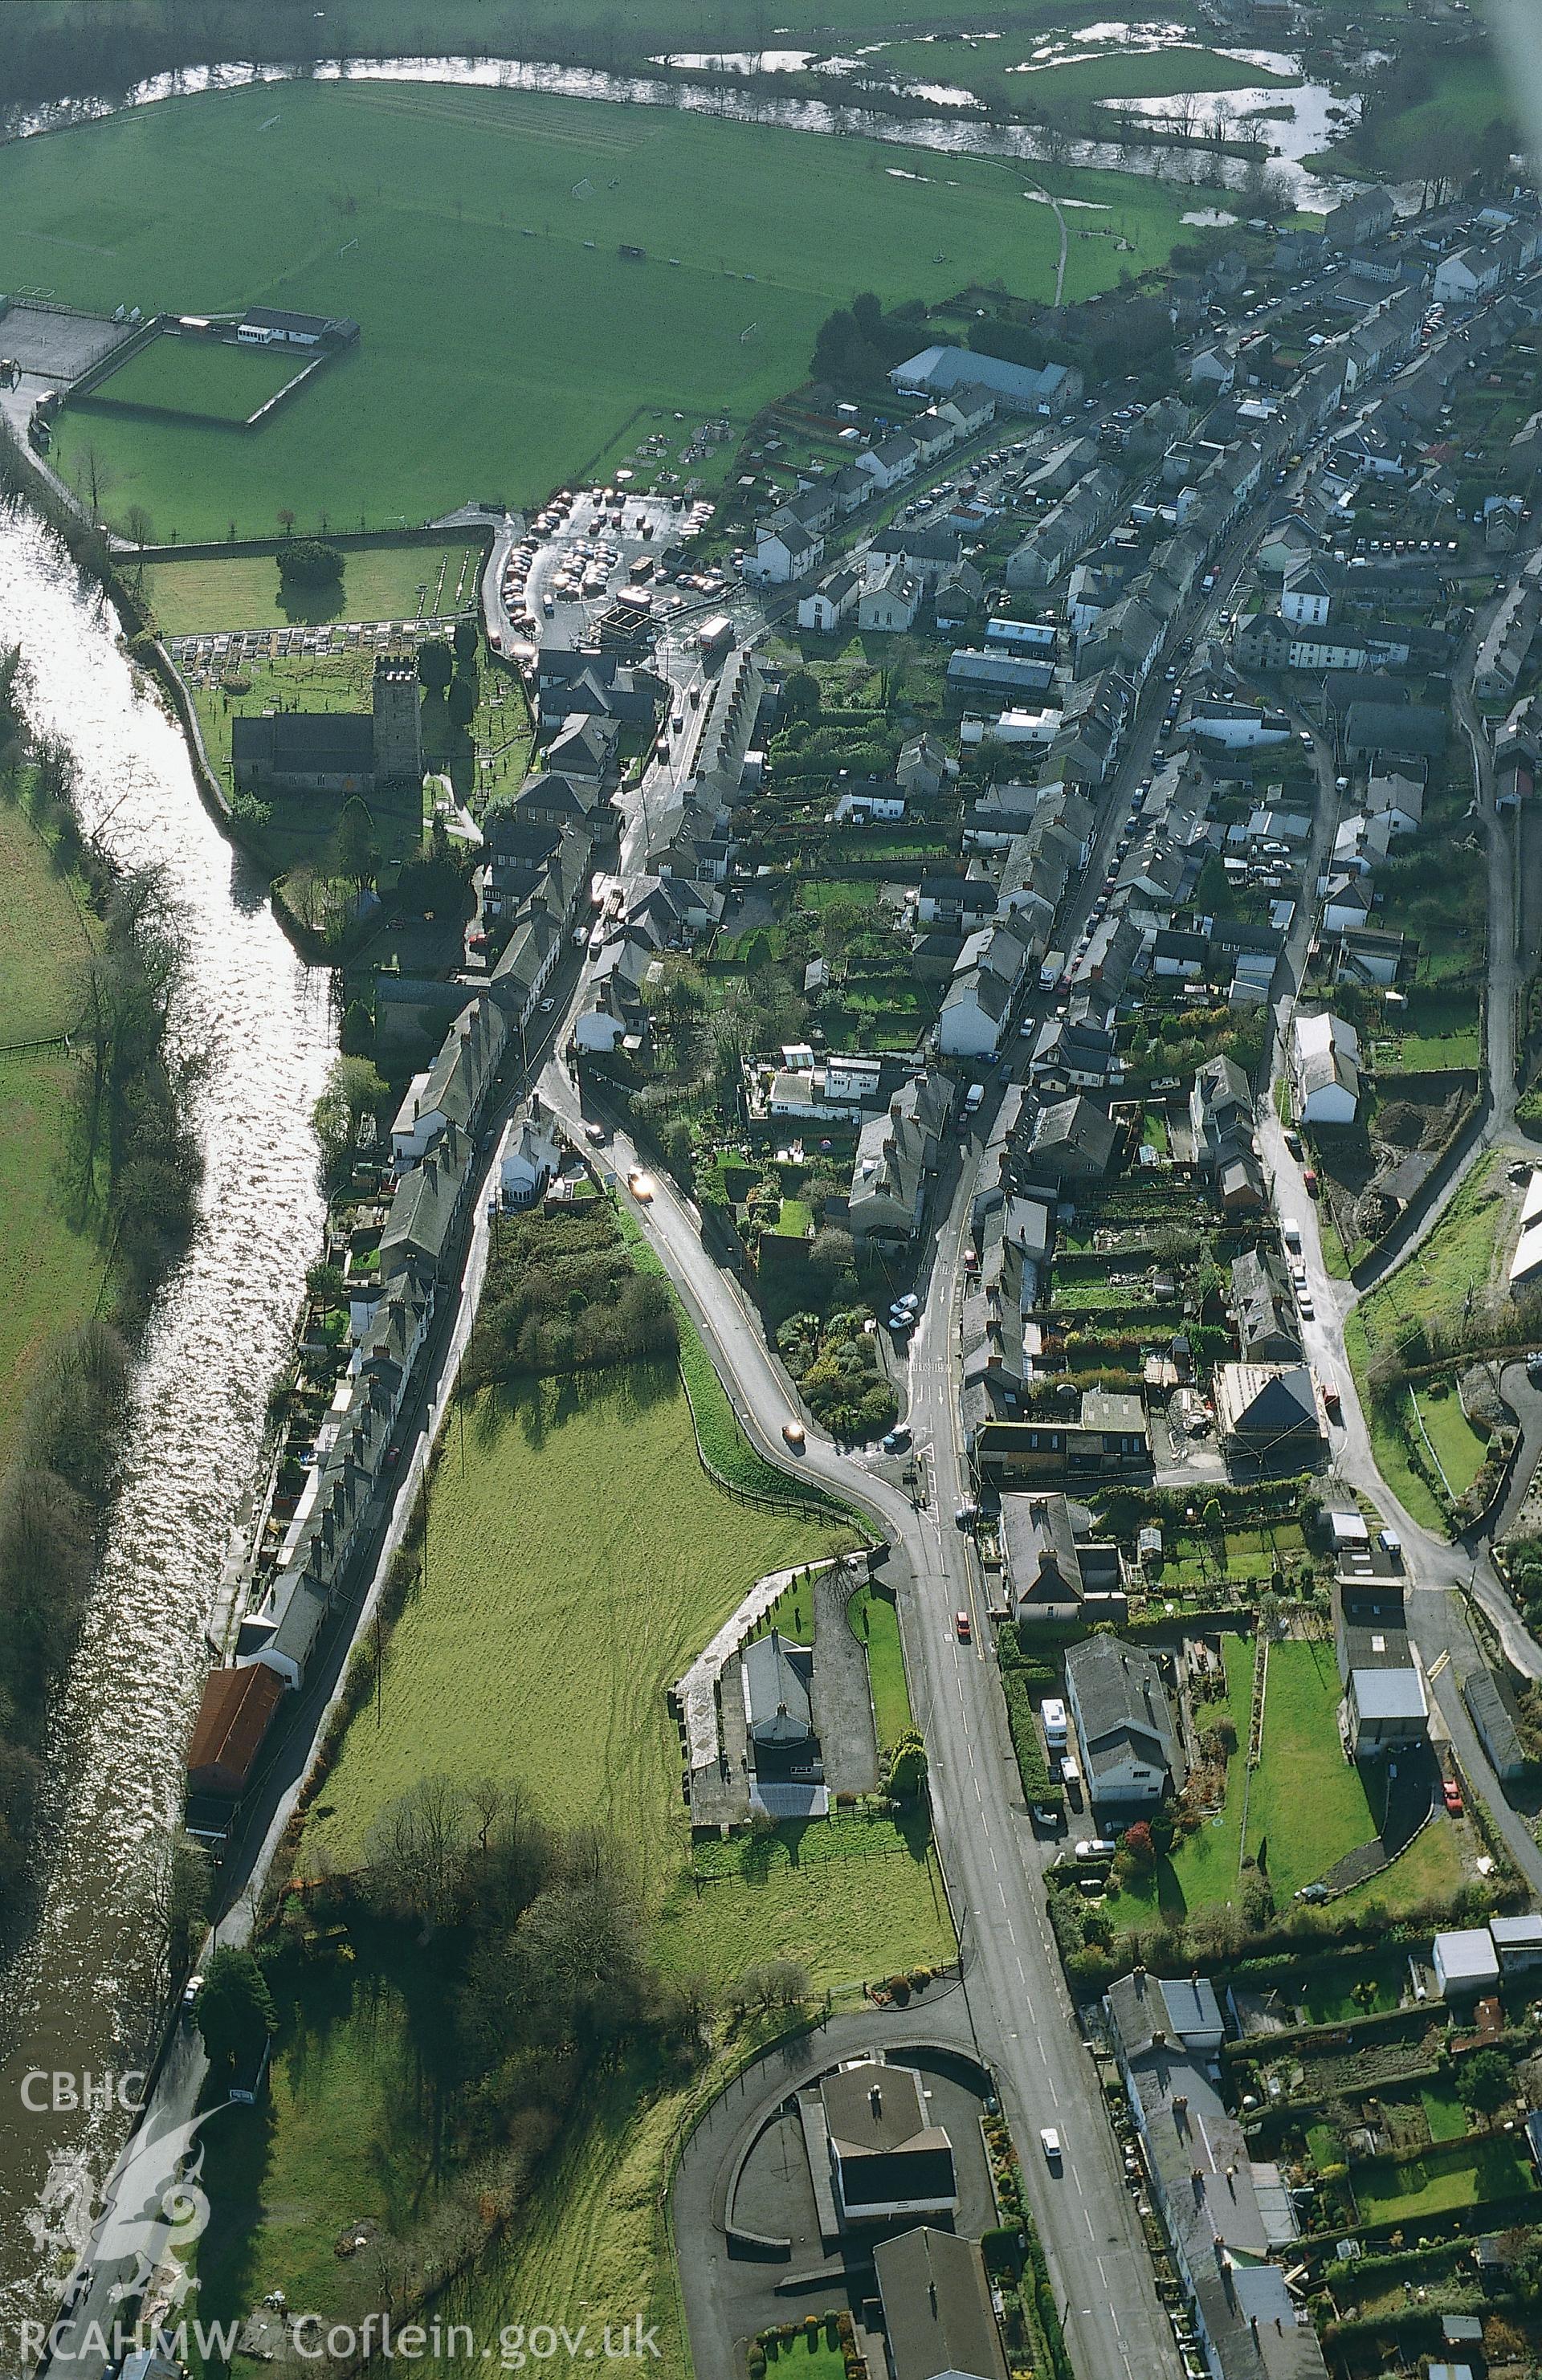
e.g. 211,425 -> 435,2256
1281,1216 -> 1302,1251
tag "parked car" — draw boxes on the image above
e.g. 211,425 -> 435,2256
1075,1838 -> 1116,1860
1443,1778 -> 1464,1816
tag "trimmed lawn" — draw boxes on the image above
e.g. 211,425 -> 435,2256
1352,2133 -> 1537,2223
1336,1807 -> 1467,1915
139,536 -> 485,634
88,329 -> 306,422
302,1363 -> 842,1890
1422,2087 -> 1470,2145
1410,1384 -> 1487,1501
1101,1633 -> 1253,1928
10,81 -> 1194,538
1246,1639 -> 1377,1900
850,1581 -> 911,1748
1295,1949 -> 1406,2025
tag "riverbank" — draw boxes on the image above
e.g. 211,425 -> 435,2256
0,504 -> 334,2338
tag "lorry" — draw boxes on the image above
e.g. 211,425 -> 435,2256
1039,949 -> 1066,992
698,614 -> 736,658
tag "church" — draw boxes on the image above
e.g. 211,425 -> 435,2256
231,653 -> 423,797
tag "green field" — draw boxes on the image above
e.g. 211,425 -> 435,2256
301,1364 -> 844,1886
874,31 -> 1298,117
12,0 -> 1209,70
0,80 -> 1197,537
265,1358 -> 944,2377
84,330 -> 308,422
0,801 -> 105,1463
139,536 -> 484,633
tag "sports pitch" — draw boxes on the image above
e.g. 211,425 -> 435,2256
81,331 -> 308,423
0,78 -> 1200,537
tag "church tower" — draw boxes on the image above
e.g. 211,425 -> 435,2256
372,654 -> 423,787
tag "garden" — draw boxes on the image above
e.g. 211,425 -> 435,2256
1347,1151 -> 1535,1534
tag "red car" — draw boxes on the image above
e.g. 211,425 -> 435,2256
1442,1779 -> 1464,1816
956,1611 -> 972,1643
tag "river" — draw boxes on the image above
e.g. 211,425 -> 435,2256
2,47 -> 1376,210
0,514 -> 333,2335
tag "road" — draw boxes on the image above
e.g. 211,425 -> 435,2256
538,1065 -> 1181,2380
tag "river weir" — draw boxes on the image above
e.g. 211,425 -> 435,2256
0,515 -> 333,2331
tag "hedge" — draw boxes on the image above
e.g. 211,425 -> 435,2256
1001,1666 -> 1063,1811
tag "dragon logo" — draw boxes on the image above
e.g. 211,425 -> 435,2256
26,2105 -> 226,2314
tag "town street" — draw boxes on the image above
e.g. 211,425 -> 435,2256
538,1061 -> 1183,2380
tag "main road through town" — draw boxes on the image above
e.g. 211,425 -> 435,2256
536,1060 -> 1180,2380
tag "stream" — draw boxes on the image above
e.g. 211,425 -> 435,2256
0,513 -> 333,2332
